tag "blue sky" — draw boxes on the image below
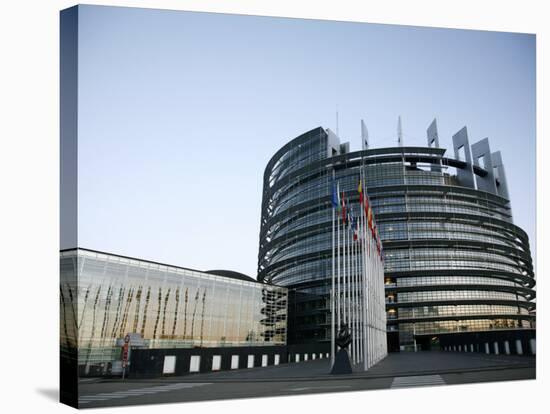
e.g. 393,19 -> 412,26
75,5 -> 536,277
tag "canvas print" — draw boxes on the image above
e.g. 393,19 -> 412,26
60,4 -> 536,408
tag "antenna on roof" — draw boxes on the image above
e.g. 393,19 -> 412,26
397,115 -> 403,147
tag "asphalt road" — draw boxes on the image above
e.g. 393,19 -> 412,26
77,352 -> 535,408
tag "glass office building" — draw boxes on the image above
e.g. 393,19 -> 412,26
258,121 -> 535,351
60,248 -> 287,375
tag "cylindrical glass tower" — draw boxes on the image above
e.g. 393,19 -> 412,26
258,125 -> 535,351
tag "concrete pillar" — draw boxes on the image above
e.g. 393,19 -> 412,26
493,341 -> 499,355
485,343 -> 490,354
529,339 -> 536,355
515,339 -> 523,355
504,341 -> 510,355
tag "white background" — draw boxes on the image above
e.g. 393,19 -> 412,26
0,0 -> 546,413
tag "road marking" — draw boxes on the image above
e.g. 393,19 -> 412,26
79,378 -> 100,383
79,382 -> 211,404
391,375 -> 445,389
287,385 -> 352,392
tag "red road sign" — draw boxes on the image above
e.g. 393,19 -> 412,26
122,342 -> 129,368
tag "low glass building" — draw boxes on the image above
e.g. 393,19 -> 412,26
60,248 -> 287,376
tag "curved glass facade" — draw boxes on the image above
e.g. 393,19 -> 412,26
258,127 -> 535,349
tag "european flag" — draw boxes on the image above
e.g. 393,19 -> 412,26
331,179 -> 339,208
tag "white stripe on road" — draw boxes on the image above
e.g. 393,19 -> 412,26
79,382 -> 211,404
391,375 -> 445,388
79,378 -> 100,383
287,385 -> 352,392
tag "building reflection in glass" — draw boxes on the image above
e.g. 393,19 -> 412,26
60,249 -> 287,374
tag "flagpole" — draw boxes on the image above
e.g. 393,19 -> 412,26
337,183 -> 341,333
369,217 -> 376,367
342,193 -> 346,327
331,170 -> 336,367
361,169 -> 368,371
350,223 -> 357,364
359,172 -> 364,368
369,216 -> 373,368
351,212 -> 355,364
353,224 -> 358,363
363,201 -> 368,370
354,216 -> 358,364
357,218 -> 361,363
346,205 -> 351,353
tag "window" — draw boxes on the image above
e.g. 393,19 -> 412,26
247,355 -> 255,368
262,354 -> 268,367
274,354 -> 280,365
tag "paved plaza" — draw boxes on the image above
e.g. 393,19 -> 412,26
77,351 -> 535,408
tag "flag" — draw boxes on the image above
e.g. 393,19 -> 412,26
331,178 -> 339,208
358,180 -> 364,206
361,119 -> 369,150
367,206 -> 373,231
352,215 -> 358,241
341,192 -> 347,224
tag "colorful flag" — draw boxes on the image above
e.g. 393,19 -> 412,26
358,180 -> 364,206
367,205 -> 373,231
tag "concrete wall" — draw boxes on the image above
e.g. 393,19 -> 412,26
438,329 -> 536,356
130,345 -> 288,378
